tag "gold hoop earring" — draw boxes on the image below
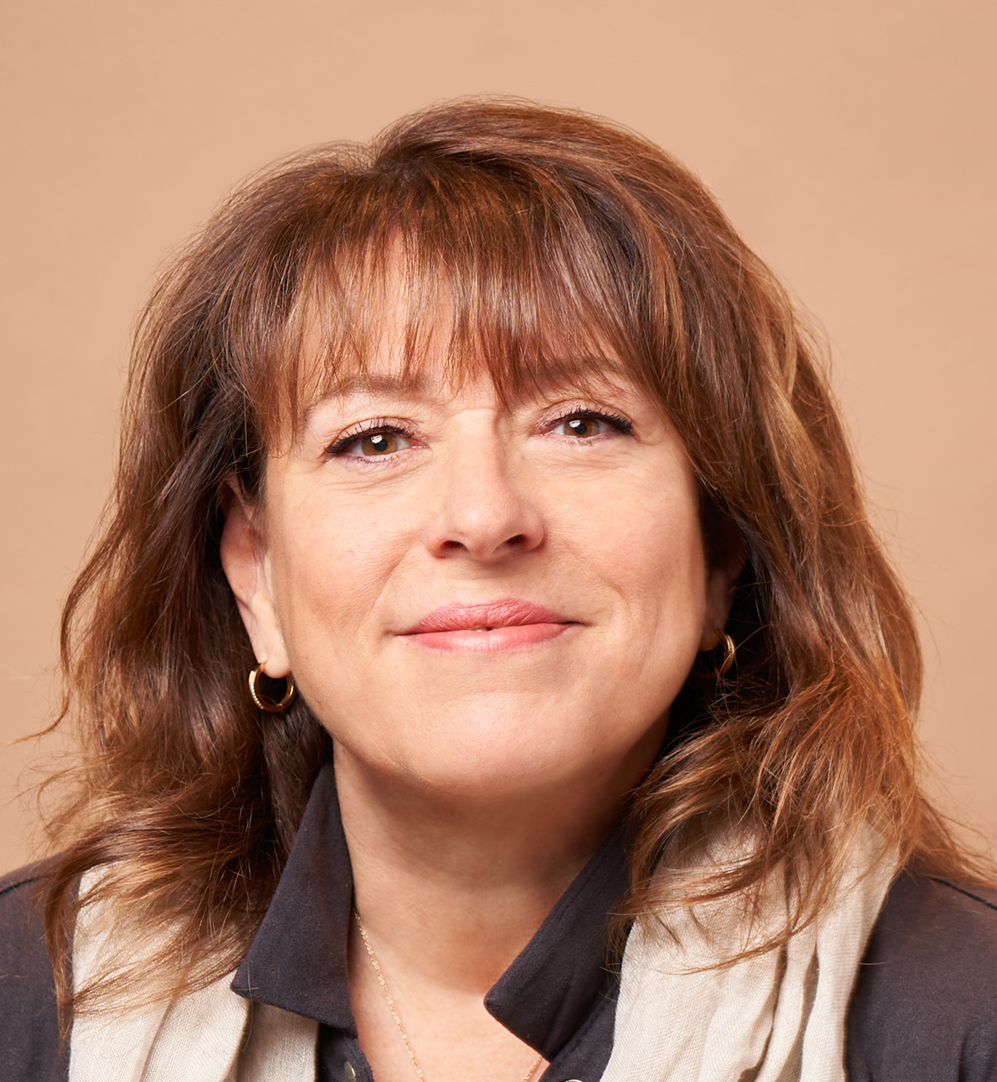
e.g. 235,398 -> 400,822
701,629 -> 736,678
248,661 -> 296,713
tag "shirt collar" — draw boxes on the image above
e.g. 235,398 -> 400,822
232,759 -> 629,1058
232,760 -> 356,1032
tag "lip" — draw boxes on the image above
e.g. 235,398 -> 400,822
400,599 -> 576,652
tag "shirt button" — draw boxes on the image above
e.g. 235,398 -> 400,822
343,1062 -> 357,1082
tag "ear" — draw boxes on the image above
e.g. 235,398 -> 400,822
219,487 -> 291,678
698,544 -> 747,652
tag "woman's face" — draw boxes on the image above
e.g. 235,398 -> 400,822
223,316 -> 734,802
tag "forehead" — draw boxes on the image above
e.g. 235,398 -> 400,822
304,352 -> 640,408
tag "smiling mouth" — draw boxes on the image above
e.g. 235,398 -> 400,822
400,599 -> 576,652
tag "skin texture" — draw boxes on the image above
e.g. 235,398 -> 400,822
220,312 -> 737,1081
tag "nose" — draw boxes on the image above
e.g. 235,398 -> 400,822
421,428 -> 545,563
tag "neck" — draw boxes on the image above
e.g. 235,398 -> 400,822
334,744 -> 644,995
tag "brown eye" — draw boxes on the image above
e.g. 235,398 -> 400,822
564,416 -> 600,438
548,408 -> 633,441
327,425 -> 414,459
554,414 -> 611,438
360,431 -> 400,455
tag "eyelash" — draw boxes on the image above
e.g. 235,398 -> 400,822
324,409 -> 634,459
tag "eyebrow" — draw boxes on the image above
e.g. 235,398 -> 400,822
301,357 -> 638,425
301,373 -> 431,427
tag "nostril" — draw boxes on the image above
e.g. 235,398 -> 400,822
423,491 -> 545,561
437,532 -> 534,555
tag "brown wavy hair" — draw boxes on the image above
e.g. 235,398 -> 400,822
44,98 -> 984,1017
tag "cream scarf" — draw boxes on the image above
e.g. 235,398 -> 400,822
69,833 -> 893,1082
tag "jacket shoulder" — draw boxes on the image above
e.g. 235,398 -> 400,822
0,861 -> 66,1082
847,873 -> 997,1082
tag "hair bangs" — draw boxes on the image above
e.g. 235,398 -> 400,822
253,154 -> 665,450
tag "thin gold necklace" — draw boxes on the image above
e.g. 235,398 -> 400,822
352,908 -> 544,1082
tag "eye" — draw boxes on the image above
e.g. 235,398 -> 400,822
548,410 -> 633,439
354,430 -> 409,456
326,423 -> 415,459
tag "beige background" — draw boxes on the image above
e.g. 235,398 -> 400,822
2,0 -> 994,873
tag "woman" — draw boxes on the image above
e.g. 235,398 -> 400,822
1,99 -> 994,1082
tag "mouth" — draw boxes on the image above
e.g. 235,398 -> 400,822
399,599 -> 577,653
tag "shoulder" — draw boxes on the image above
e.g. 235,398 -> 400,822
0,861 -> 66,1082
847,872 -> 997,1082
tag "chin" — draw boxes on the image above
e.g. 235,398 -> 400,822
403,724 -> 633,803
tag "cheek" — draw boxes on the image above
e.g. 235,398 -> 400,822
269,494 -> 410,655
569,470 -> 707,616
581,471 -> 709,702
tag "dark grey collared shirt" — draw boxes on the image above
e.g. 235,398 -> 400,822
231,761 -> 627,1082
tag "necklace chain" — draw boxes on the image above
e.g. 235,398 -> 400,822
352,908 -> 544,1082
